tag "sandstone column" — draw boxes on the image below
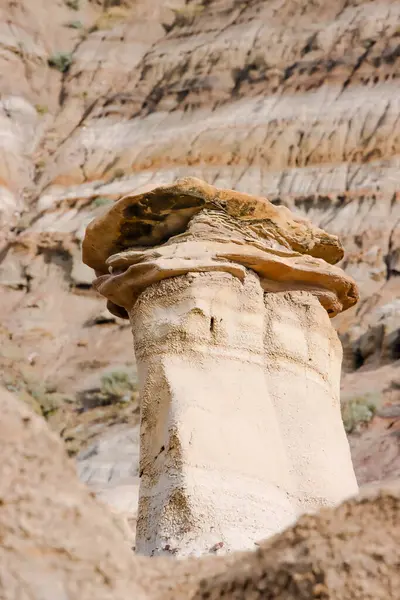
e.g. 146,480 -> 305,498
262,290 -> 358,513
129,269 -> 296,556
83,177 -> 359,557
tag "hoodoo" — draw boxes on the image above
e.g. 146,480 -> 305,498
83,177 -> 359,557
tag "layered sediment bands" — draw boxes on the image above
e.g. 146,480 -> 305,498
23,0 -> 400,345
38,0 -> 400,188
2,0 -> 398,305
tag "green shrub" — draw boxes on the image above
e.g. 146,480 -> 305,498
113,167 -> 125,179
35,104 -> 48,115
92,6 -> 130,31
172,4 -> 204,25
19,379 -> 66,419
100,370 -> 136,402
35,159 -> 46,170
48,52 -> 73,73
78,370 -> 138,410
65,20 -> 83,29
91,196 -> 112,208
65,0 -> 80,9
341,392 -> 381,433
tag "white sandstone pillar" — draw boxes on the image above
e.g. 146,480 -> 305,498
262,291 -> 359,513
82,177 -> 360,559
131,271 -> 297,556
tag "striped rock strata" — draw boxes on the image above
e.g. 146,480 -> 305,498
83,177 -> 359,557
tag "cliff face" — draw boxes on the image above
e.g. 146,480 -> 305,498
0,0 -> 399,526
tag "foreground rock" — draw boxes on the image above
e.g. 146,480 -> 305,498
188,481 -> 400,600
1,387 -> 399,600
0,386 -> 146,600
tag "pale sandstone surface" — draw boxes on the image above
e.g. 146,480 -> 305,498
132,271 -> 298,556
262,290 -> 358,512
1,386 -> 399,600
0,0 -> 399,529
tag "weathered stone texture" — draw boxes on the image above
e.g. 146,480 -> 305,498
1,387 -> 399,600
132,270 -> 298,556
0,0 -> 399,540
83,178 -> 358,556
0,386 -> 147,600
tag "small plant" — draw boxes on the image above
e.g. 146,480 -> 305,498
48,51 -> 73,73
65,0 -> 80,9
77,370 -> 138,410
104,0 -> 130,6
35,104 -> 48,115
92,6 -> 130,31
35,159 -> 46,170
341,392 -> 381,433
65,20 -> 83,29
101,370 -> 136,401
17,376 -> 65,419
172,3 -> 204,26
29,387 -> 63,418
113,167 -> 125,179
91,195 -> 112,208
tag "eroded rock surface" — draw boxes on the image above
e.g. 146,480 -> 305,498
0,0 -> 399,523
189,481 -> 400,600
77,424 -> 140,543
82,177 -> 359,556
1,389 -> 399,600
0,386 -> 146,600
